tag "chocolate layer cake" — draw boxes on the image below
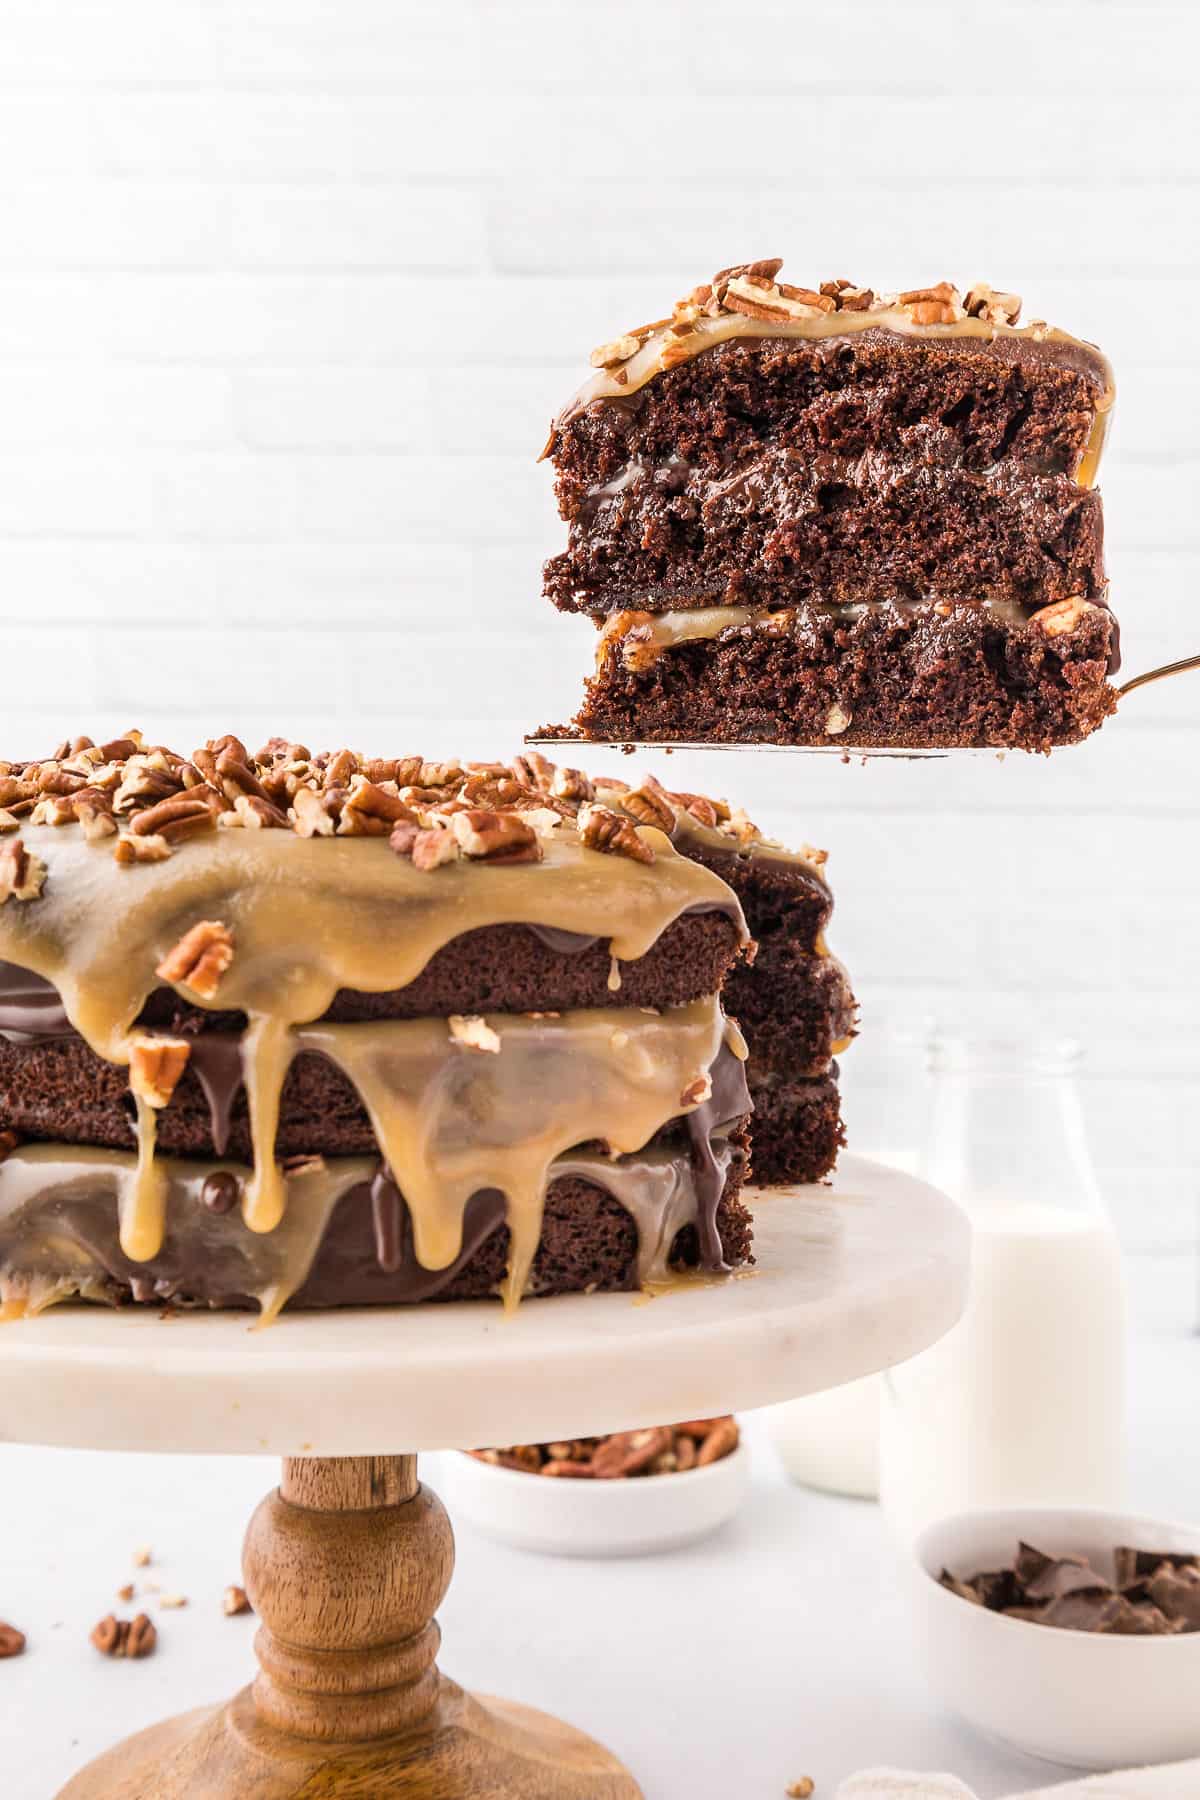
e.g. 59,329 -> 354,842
0,734 -> 756,1318
540,264 -> 1118,751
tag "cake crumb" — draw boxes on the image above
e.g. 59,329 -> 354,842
787,1781 -> 815,1798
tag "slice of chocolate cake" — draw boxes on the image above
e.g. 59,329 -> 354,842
0,734 -> 754,1319
511,753 -> 856,1186
540,264 -> 1118,751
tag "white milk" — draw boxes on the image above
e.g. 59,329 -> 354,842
765,1372 -> 880,1498
880,1201 -> 1127,1543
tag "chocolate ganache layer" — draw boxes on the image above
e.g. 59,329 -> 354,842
0,734 -> 754,1318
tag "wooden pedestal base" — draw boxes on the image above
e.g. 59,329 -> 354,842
58,1455 -> 641,1799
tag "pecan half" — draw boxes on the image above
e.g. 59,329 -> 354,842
550,766 -> 594,804
577,803 -> 654,865
619,778 -> 676,832
337,776 -> 417,838
697,1416 -> 740,1465
90,1613 -> 157,1659
0,838 -> 47,904
156,920 -> 235,1000
1030,596 -> 1092,637
0,1622 -> 25,1659
130,794 -> 218,844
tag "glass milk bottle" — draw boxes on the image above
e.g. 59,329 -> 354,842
765,1016 -> 938,1499
879,1036 -> 1127,1543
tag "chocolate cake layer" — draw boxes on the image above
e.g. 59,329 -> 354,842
552,330 -> 1106,493
559,597 -> 1117,752
546,437 -> 1105,616
0,908 -> 741,1038
0,1137 -> 751,1313
747,1072 -> 845,1188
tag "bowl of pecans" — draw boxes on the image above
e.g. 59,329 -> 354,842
443,1418 -> 748,1557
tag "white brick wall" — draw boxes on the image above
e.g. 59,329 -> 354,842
0,0 -> 1197,1255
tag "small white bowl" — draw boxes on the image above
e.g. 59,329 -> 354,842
911,1507 -> 1200,1770
443,1440 -> 750,1558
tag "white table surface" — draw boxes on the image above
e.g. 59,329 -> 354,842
0,1323 -> 1195,1800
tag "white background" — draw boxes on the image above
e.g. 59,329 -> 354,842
0,4 -> 1198,1792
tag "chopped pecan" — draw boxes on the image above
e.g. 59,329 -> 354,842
541,1460 -> 595,1478
448,1014 -> 501,1053
29,795 -> 76,827
451,809 -> 541,863
290,784 -> 336,838
696,1416 -> 740,1466
824,702 -> 852,736
223,1585 -> 252,1617
590,333 -> 641,369
550,766 -> 595,804
899,282 -> 964,324
620,778 -> 676,832
0,809 -> 17,834
156,920 -> 235,1000
591,1427 -> 673,1479
1030,596 -> 1092,637
508,752 -> 555,792
964,282 -> 1022,325
0,838 -> 47,904
577,802 -> 654,865
337,775 -> 417,837
229,794 -> 289,830
90,1613 -> 157,1659
113,755 -> 181,814
72,787 -> 118,843
0,1622 -> 25,1659
680,1072 -> 713,1109
413,827 -> 459,871
128,1035 -> 191,1109
113,833 -> 172,865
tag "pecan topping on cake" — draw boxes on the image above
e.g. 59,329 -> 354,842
564,261 -> 1027,388
577,802 -> 655,865
129,1035 -> 192,1109
0,838 -> 47,904
156,920 -> 235,1000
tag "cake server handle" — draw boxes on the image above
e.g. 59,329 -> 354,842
1117,652 -> 1200,699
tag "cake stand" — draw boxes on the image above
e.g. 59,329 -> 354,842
0,1154 -> 968,1798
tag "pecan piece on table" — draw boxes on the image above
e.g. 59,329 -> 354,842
90,1612 -> 157,1659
